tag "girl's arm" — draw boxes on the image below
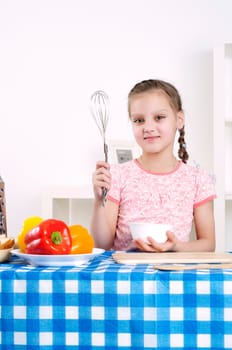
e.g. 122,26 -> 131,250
135,200 -> 215,252
173,200 -> 215,252
91,199 -> 119,250
90,160 -> 119,250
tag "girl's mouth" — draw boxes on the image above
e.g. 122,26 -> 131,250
144,135 -> 160,141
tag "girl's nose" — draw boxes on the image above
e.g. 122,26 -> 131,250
143,123 -> 155,133
143,118 -> 155,132
144,128 -> 154,134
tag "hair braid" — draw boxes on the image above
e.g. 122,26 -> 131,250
178,126 -> 189,163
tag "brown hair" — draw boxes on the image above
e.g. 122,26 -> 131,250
128,79 -> 189,163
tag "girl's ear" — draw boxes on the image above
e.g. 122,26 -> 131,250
176,111 -> 185,129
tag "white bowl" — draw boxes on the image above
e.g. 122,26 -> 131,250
129,222 -> 172,244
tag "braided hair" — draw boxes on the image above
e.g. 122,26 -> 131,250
128,79 -> 189,163
177,126 -> 188,164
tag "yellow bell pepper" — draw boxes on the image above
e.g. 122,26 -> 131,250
69,225 -> 94,254
17,216 -> 43,252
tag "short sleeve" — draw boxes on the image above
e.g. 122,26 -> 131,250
194,169 -> 216,208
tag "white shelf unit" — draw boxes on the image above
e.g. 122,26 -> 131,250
41,186 -> 94,231
213,43 -> 232,252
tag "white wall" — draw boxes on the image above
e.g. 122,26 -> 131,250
1,0 -> 232,236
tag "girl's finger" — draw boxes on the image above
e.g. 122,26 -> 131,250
134,239 -> 159,252
96,161 -> 110,170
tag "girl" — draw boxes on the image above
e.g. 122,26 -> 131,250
91,79 -> 216,252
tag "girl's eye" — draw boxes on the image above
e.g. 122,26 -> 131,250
133,118 -> 144,124
155,115 -> 165,121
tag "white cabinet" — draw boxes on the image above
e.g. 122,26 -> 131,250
213,43 -> 232,252
41,186 -> 94,231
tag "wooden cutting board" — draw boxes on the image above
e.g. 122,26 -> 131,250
112,252 -> 232,264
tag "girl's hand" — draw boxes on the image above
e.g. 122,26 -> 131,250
92,161 -> 111,202
134,231 -> 179,252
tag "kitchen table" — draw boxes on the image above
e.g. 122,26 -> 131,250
0,251 -> 232,350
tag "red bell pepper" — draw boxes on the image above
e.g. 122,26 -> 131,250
25,219 -> 72,255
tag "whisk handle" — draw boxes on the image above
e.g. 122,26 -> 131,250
102,142 -> 108,206
104,143 -> 108,163
102,187 -> 108,206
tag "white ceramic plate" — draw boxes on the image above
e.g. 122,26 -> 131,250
11,248 -> 105,266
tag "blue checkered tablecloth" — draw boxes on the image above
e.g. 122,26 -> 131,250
0,251 -> 232,350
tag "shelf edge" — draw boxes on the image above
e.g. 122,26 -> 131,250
225,193 -> 232,200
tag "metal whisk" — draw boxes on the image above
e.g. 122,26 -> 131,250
90,90 -> 109,206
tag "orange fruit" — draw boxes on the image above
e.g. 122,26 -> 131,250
69,225 -> 94,254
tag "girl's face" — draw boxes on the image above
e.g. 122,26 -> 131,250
129,90 -> 184,156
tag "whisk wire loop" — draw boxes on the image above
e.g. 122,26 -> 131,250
91,90 -> 109,141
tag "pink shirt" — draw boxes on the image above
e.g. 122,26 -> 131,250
108,159 -> 216,250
